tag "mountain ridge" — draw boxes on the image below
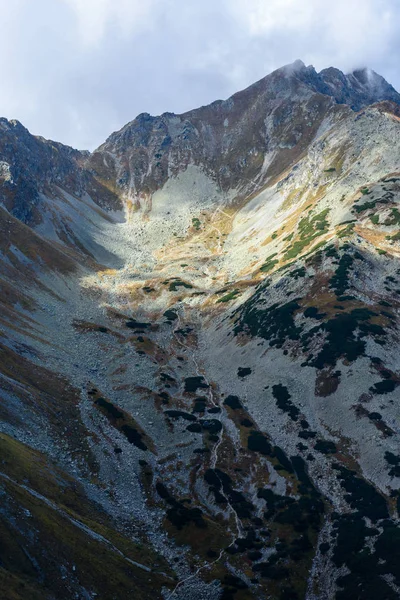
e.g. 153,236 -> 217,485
89,60 -> 400,217
101,60 -> 400,143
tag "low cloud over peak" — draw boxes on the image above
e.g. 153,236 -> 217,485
0,0 -> 398,149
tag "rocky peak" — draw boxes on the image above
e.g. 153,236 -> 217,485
0,118 -> 120,227
271,61 -> 400,110
0,120 -> 85,223
320,65 -> 400,110
91,61 -> 400,211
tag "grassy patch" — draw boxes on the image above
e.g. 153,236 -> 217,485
283,209 -> 330,260
385,231 -> 400,242
217,289 -> 240,303
168,280 -> 193,292
192,217 -> 201,230
384,208 -> 400,226
260,253 -> 279,273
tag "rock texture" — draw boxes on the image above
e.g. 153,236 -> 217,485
0,61 -> 400,600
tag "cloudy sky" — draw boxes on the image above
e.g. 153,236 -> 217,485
1,0 -> 399,150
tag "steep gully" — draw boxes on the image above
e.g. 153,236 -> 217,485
77,213 -> 248,595
167,307 -> 244,599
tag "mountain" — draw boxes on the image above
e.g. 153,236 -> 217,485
0,61 -> 400,600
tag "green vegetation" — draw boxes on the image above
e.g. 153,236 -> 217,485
184,376 -> 209,393
164,309 -> 178,321
311,308 -> 383,369
272,384 -> 300,421
234,298 -> 302,349
331,514 -> 400,600
204,468 -> 254,519
223,395 -> 242,409
384,207 -> 400,226
156,482 -> 206,530
168,279 -> 193,291
314,440 -> 337,454
217,289 -> 240,303
126,318 -> 151,329
324,167 -> 336,173
238,367 -> 252,377
164,410 -> 197,422
361,187 -> 370,195
325,244 -> 339,258
283,232 -> 294,242
384,451 -> 400,477
260,253 -> 279,273
192,217 -> 201,230
0,435 -> 170,600
283,209 -> 330,260
247,431 -> 272,455
353,199 -> 377,213
353,192 -> 393,215
370,380 -> 396,394
386,230 -> 400,242
251,455 -> 324,596
304,306 -> 326,320
337,221 -> 355,239
303,240 -> 328,259
288,266 -> 306,279
329,253 -> 354,296
333,464 -> 388,521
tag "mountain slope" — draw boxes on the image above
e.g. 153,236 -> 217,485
0,62 -> 400,600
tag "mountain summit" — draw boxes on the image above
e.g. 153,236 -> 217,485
90,61 -> 400,211
0,63 -> 400,600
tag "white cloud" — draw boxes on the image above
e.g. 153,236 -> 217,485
230,0 -> 400,72
62,0 -> 161,45
0,0 -> 398,149
231,0 -> 317,35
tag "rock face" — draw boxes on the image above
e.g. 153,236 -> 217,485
0,118 -> 120,224
90,60 -> 400,210
1,61 -> 400,600
319,65 -> 400,109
